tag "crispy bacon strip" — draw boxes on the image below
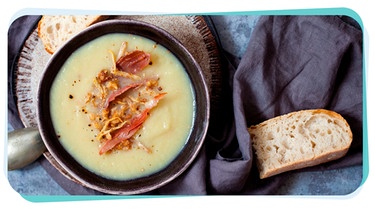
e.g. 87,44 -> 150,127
103,82 -> 142,108
99,110 -> 148,155
116,50 -> 151,73
98,93 -> 166,155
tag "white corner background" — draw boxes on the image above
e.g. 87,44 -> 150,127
1,0 -> 373,210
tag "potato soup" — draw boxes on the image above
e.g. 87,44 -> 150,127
50,33 -> 195,180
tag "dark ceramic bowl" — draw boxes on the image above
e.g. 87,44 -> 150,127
37,19 -> 210,194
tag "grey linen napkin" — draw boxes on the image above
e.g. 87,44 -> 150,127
8,15 -> 363,195
230,15 -> 363,194
160,15 -> 363,194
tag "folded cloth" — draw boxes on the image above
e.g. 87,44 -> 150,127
161,15 -> 363,194
8,15 -> 363,195
229,15 -> 363,194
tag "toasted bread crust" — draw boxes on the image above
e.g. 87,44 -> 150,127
37,15 -> 108,54
248,109 -> 353,179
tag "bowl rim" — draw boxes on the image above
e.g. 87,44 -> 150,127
36,19 -> 210,194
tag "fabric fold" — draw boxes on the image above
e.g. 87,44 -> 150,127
231,16 -> 362,193
203,15 -> 363,194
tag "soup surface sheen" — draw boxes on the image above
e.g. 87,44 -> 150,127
50,33 -> 194,180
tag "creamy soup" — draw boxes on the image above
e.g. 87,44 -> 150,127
50,33 -> 194,180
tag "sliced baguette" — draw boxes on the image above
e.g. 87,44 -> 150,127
37,15 -> 107,54
248,109 -> 352,179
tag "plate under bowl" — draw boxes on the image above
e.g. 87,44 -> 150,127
37,19 -> 210,194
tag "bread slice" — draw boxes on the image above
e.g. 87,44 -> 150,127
38,15 -> 106,54
248,109 -> 352,179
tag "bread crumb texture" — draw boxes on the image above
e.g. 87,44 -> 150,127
38,15 -> 104,54
248,109 -> 352,179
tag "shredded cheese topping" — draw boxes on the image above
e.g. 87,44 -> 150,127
83,42 -> 166,155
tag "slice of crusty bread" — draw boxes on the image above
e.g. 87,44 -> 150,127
38,15 -> 106,54
248,109 -> 352,179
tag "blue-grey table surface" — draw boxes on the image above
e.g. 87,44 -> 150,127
7,15 -> 363,195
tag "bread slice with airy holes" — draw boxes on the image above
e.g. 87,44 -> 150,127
248,109 -> 353,179
37,15 -> 107,54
